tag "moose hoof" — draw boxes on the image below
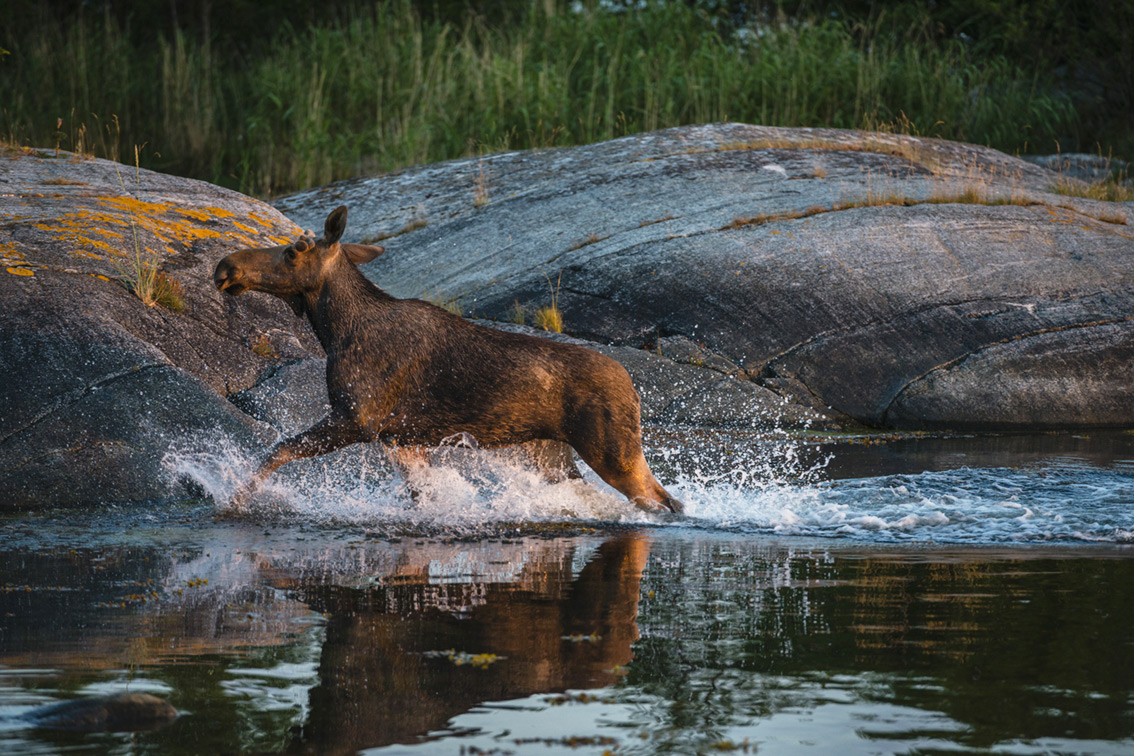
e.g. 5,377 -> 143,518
633,495 -> 685,517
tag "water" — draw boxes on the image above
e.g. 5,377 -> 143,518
1,430 -> 1132,754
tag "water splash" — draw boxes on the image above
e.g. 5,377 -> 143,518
163,429 -> 1134,544
162,432 -> 655,533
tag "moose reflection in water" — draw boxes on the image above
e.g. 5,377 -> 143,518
0,530 -> 650,754
288,533 -> 648,754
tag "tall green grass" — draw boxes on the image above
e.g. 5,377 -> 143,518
1,1 -> 1079,197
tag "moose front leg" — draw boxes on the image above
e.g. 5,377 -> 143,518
229,414 -> 365,509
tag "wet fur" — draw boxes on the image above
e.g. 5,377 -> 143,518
214,206 -> 681,513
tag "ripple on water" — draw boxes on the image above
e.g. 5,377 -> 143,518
677,464 -> 1134,544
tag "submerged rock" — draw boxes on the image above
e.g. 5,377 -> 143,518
279,123 -> 1134,430
23,692 -> 178,732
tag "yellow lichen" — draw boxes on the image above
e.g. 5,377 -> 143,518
247,210 -> 278,228
173,208 -> 216,222
22,188 -> 296,267
7,266 -> 34,276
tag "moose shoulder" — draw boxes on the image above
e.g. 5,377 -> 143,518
214,205 -> 682,513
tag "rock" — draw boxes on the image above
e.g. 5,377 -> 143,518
278,123 -> 1134,430
23,692 -> 178,732
656,335 -> 741,375
1022,153 -> 1130,185
6,126 -> 1132,509
0,148 -> 323,509
229,358 -> 330,436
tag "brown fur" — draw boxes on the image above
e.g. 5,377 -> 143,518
214,206 -> 681,513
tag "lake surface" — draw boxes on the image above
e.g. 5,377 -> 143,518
1,431 -> 1131,755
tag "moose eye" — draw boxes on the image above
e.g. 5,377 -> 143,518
285,247 -> 298,263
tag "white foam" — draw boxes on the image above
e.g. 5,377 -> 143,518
164,431 -> 1134,544
164,434 -> 652,533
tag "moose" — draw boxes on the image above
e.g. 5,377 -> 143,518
214,206 -> 682,513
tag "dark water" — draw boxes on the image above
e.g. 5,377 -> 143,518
1,432 -> 1132,755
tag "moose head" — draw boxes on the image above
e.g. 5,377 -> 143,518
213,206 -> 384,316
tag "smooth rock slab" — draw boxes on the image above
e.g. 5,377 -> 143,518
278,123 -> 1134,429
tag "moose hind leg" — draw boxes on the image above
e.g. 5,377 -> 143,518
573,437 -> 683,514
603,452 -> 683,514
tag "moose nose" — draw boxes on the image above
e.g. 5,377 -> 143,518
213,257 -> 244,294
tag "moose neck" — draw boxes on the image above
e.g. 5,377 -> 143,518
301,255 -> 395,354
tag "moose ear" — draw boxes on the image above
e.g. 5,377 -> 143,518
341,243 -> 385,265
322,206 -> 348,245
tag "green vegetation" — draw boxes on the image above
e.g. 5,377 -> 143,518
508,300 -> 528,325
1,1 -> 1128,197
425,290 -> 463,316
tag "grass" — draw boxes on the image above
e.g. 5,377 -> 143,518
1051,177 -> 1134,203
534,272 -> 564,333
424,292 -> 462,316
116,260 -> 186,311
726,177 -> 1128,231
361,205 -> 429,244
639,213 -> 676,228
534,305 -> 563,333
567,232 -> 607,251
41,177 -> 89,186
473,161 -> 491,207
0,1 -> 1089,198
111,146 -> 186,311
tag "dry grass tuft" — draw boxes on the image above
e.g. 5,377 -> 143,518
534,304 -> 563,333
508,300 -> 526,325
639,213 -> 676,228
1050,177 -> 1134,203
118,263 -> 185,311
715,131 -> 943,173
41,177 -> 89,186
473,161 -> 490,207
361,205 -> 430,243
424,292 -> 462,316
535,272 -> 564,332
567,232 -> 607,251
